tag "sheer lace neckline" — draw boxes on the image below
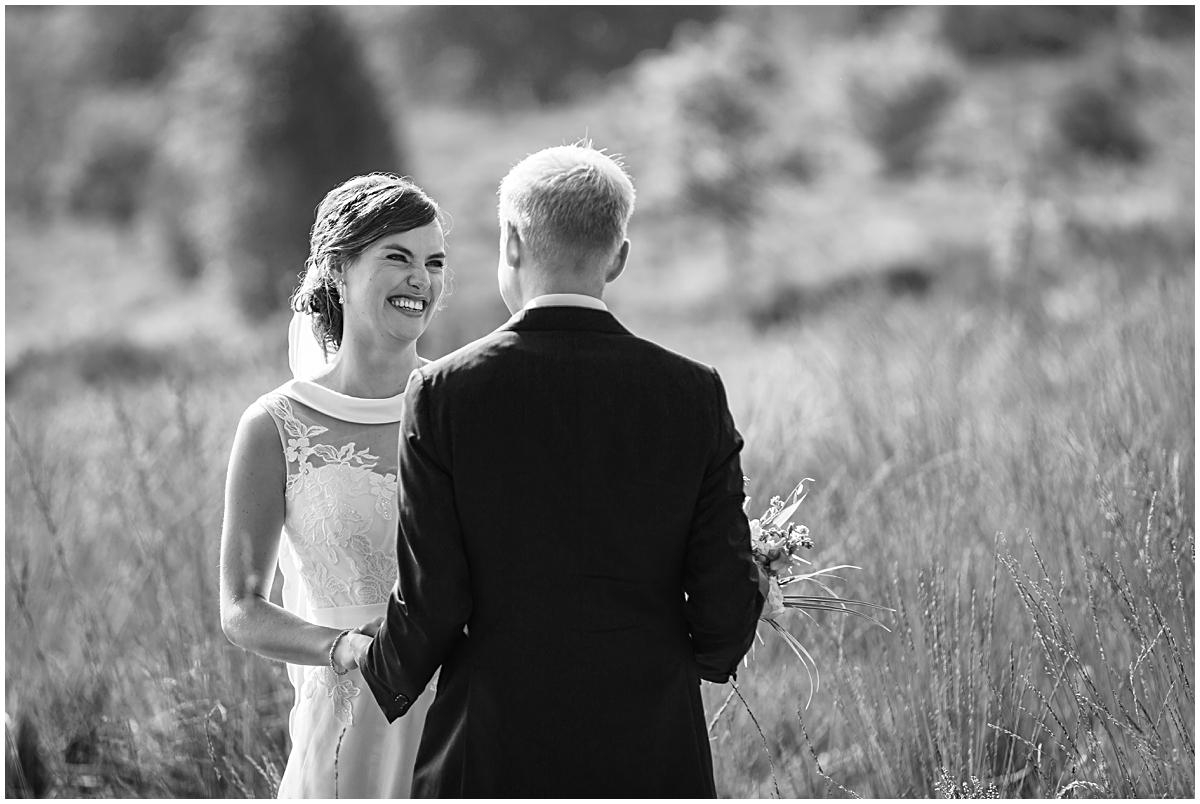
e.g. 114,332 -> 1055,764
279,379 -> 407,424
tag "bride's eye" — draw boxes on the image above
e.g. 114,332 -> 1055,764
427,260 -> 446,272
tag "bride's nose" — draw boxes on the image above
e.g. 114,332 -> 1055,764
407,267 -> 430,292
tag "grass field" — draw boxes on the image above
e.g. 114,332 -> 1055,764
5,35 -> 1195,798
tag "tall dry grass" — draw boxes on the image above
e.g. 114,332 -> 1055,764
4,204 -> 1193,799
5,370 -> 293,796
703,214 -> 1194,797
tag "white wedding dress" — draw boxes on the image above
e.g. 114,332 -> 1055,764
257,377 -> 433,798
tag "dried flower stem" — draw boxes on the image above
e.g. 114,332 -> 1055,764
730,679 -> 781,798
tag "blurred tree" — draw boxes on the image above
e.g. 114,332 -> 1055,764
5,7 -> 199,218
627,9 -> 819,287
155,6 -> 406,314
939,6 -> 1119,59
673,31 -> 776,282
845,23 -> 961,177
395,6 -> 723,104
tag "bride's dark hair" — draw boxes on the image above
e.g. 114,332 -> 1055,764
290,173 -> 442,353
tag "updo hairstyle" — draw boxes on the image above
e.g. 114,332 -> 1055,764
290,173 -> 441,352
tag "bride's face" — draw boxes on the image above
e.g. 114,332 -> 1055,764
340,222 -> 446,346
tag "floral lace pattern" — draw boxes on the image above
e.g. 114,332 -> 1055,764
302,666 -> 362,727
260,394 -> 401,611
260,393 -> 405,727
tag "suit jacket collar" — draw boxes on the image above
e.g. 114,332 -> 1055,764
499,306 -> 631,336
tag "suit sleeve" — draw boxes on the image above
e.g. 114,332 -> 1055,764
361,369 -> 472,721
683,368 -> 766,683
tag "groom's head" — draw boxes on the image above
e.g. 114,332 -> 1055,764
496,143 -> 636,312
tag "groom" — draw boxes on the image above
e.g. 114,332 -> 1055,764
361,144 -> 765,797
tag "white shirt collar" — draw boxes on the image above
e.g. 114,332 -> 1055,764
523,293 -> 608,312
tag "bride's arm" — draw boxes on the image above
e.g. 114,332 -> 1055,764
218,403 -> 371,670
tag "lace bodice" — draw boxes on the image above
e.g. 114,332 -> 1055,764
258,381 -> 405,611
256,379 -> 434,785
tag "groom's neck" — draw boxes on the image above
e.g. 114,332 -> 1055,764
519,268 -> 606,306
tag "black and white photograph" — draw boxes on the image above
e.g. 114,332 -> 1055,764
3,4 -> 1195,798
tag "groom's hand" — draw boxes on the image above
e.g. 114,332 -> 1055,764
355,617 -> 384,638
333,631 -> 376,673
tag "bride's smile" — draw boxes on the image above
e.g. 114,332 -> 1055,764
388,294 -> 427,314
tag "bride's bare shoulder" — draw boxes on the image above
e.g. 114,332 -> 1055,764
231,397 -> 285,454
225,401 -> 286,493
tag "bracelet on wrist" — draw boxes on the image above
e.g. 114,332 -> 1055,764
328,628 -> 354,676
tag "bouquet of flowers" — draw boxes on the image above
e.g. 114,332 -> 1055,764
745,478 -> 892,707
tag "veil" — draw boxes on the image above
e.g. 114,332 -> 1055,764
287,311 -> 334,380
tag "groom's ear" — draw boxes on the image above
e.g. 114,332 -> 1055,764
605,239 -> 630,284
504,222 -> 523,269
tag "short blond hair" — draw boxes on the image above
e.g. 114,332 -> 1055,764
498,143 -> 635,265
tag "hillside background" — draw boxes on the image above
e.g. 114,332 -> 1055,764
4,5 -> 1195,798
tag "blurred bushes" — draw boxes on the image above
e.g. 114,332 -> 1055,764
940,6 -> 1193,60
1140,5 -> 1196,40
668,22 -> 782,265
4,7 -> 198,217
632,8 -> 967,204
50,92 -> 164,225
155,6 -> 405,315
7,6 -> 407,316
49,5 -> 198,86
1052,79 -> 1149,164
744,258 -> 941,333
6,335 -> 173,391
626,10 -> 824,279
940,6 -> 1119,59
6,5 -> 1193,325
395,6 -> 722,104
6,10 -> 81,218
845,24 -> 961,177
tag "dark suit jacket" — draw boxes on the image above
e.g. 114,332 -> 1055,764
362,306 -> 764,798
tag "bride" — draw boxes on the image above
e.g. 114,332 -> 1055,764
219,173 -> 447,797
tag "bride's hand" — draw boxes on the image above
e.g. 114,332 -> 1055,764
332,631 -> 374,674
354,616 -> 384,638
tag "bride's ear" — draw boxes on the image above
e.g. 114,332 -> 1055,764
605,240 -> 630,284
504,222 -> 523,269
